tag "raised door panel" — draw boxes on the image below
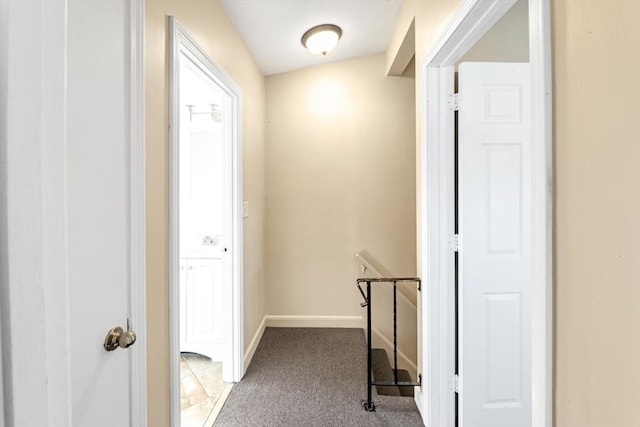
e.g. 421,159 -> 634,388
181,259 -> 224,361
458,62 -> 531,427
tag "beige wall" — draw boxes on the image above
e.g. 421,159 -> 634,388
143,0 -> 640,424
387,0 -> 462,271
145,1 -> 266,425
553,1 -> 640,426
458,0 -> 529,64
388,0 -> 640,425
265,54 -> 417,318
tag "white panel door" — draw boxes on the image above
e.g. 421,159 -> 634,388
180,259 -> 225,361
4,0 -> 142,425
67,1 -> 139,426
458,62 -> 531,427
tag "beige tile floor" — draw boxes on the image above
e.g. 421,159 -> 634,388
181,353 -> 225,427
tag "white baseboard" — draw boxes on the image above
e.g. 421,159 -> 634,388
265,315 -> 364,329
372,326 -> 417,376
243,316 -> 266,372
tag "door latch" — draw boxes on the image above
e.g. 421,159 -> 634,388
104,318 -> 137,351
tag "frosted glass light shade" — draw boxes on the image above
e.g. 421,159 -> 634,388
301,24 -> 342,56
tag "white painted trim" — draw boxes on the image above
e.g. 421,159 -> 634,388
529,2 -> 553,426
372,327 -> 417,375
0,3 -> 5,422
168,19 -> 181,427
265,315 -> 364,329
168,17 -> 244,427
421,64 -> 457,427
244,316 -> 267,371
1,2 -> 72,425
40,1 -> 72,424
424,0 -> 516,67
127,0 -> 147,426
419,1 -> 553,426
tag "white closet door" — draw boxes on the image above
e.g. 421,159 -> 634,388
458,62 -> 531,427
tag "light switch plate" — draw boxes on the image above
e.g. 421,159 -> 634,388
243,201 -> 249,218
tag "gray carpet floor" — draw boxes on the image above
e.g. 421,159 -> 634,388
214,328 -> 424,426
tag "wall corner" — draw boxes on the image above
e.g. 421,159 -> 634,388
386,17 -> 415,76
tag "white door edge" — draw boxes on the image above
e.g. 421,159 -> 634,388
418,1 -> 553,426
128,0 -> 148,426
0,2 -> 5,421
168,16 -> 245,427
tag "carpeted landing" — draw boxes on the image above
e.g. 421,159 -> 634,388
214,327 -> 424,426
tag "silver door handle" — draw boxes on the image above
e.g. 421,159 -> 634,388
104,318 -> 137,351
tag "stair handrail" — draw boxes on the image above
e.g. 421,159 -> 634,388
354,252 -> 384,278
354,252 -> 417,310
357,276 -> 422,412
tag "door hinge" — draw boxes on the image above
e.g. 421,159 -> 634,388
453,374 -> 462,394
452,234 -> 461,252
448,93 -> 459,111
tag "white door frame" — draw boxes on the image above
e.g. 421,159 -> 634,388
0,0 -> 146,426
168,16 -> 244,427
417,1 -> 552,426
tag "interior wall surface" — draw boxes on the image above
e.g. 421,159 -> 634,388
265,53 -> 417,318
387,0 -> 640,425
386,0 -> 462,273
145,1 -> 266,425
457,0 -> 529,64
552,1 -> 640,426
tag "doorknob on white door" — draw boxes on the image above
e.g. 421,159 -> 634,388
104,318 -> 137,351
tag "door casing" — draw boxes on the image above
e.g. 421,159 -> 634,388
416,1 -> 552,426
168,16 -> 245,427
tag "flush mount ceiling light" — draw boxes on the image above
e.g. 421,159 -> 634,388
301,24 -> 342,56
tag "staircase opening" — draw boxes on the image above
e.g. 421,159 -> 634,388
356,277 -> 421,412
371,348 -> 414,397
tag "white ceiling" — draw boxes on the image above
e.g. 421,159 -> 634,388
218,0 -> 404,76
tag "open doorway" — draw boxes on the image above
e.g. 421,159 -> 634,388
169,17 -> 244,427
418,0 -> 552,426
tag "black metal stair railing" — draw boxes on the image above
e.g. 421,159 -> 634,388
356,277 -> 422,412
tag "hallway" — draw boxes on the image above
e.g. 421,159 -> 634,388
215,328 -> 422,426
